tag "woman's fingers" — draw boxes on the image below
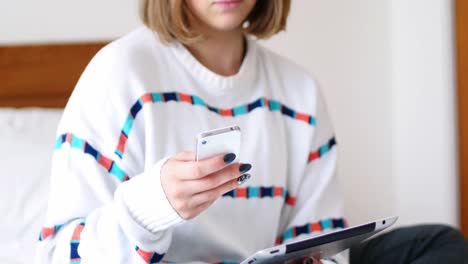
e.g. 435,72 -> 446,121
185,162 -> 252,193
160,151 -> 252,220
189,173 -> 251,209
173,151 -> 196,161
167,153 -> 235,180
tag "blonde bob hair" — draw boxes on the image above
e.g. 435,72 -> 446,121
140,0 -> 291,44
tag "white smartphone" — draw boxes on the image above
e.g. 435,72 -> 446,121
195,125 -> 241,162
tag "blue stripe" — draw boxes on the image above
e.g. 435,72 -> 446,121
130,100 -> 143,118
149,252 -> 165,263
84,143 -> 98,159
207,105 -> 220,114
70,243 -> 80,259
163,92 -> 178,102
261,187 -> 273,197
296,223 -> 310,236
223,190 -> 234,197
248,98 -> 262,112
281,105 -> 295,118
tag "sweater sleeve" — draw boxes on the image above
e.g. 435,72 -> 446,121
35,46 -> 183,264
277,88 -> 349,263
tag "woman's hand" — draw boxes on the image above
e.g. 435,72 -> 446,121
160,152 -> 252,220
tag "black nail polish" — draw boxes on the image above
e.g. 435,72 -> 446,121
224,153 -> 236,164
239,163 -> 252,173
237,174 -> 251,185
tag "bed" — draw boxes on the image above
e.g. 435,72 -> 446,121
0,42 -> 105,263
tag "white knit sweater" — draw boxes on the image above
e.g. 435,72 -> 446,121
35,27 -> 347,264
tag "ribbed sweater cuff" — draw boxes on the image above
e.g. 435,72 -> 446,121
115,157 -> 184,249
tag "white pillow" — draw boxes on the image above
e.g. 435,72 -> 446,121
0,108 -> 63,264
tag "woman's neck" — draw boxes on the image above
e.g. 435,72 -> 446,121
185,28 -> 246,77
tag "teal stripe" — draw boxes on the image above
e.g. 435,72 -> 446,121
268,100 -> 282,111
232,105 -> 247,116
55,137 -> 63,150
248,187 -> 260,198
71,135 -> 84,150
110,164 -> 127,181
310,116 -> 317,125
319,145 -> 329,156
259,98 -> 266,107
151,93 -> 163,102
320,219 -> 333,229
192,95 -> 206,106
122,115 -> 134,136
283,228 -> 294,241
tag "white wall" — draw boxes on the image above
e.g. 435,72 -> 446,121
391,0 -> 458,227
0,0 -> 140,44
0,0 -> 458,227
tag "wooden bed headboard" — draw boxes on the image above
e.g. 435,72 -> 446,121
0,42 -> 107,108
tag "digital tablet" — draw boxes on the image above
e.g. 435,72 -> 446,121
241,216 -> 398,264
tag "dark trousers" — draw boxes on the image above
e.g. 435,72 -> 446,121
350,225 -> 468,264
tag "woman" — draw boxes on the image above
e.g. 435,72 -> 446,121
35,1 -> 467,263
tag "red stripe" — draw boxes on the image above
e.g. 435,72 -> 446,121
295,112 -> 310,123
286,196 -> 296,206
140,93 -> 153,104
117,133 -> 127,154
98,155 -> 113,171
275,237 -> 282,245
66,133 -> 72,144
220,109 -> 233,116
178,93 -> 192,104
274,187 -> 283,197
311,222 -> 322,232
71,225 -> 85,240
136,248 -> 153,262
308,151 -> 320,162
41,227 -> 55,240
236,188 -> 248,198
